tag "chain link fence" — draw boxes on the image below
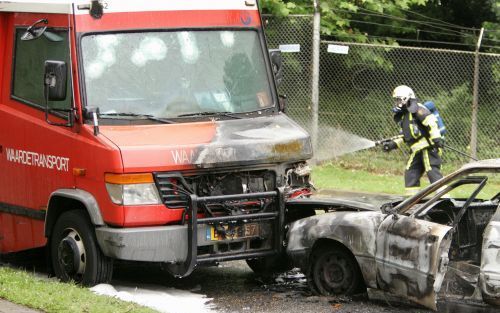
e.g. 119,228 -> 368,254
263,15 -> 314,129
264,15 -> 500,163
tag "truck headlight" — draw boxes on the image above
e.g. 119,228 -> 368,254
105,173 -> 162,205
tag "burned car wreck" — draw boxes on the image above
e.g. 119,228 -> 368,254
286,159 -> 500,310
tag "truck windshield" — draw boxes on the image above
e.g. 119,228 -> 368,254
81,30 -> 274,119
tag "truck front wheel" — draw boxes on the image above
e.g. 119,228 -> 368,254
50,210 -> 113,286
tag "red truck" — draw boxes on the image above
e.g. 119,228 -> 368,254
0,0 -> 313,285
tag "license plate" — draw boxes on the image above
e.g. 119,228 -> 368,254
210,223 -> 259,241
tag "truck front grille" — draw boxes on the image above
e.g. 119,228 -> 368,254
153,170 -> 276,212
153,173 -> 192,209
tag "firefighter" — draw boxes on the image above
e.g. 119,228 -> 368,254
383,85 -> 444,195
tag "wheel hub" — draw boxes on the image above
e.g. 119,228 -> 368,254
326,264 -> 344,283
319,254 -> 352,293
58,230 -> 86,277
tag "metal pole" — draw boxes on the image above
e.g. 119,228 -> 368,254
470,27 -> 484,161
311,0 -> 320,164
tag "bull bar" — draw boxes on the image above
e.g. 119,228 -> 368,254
164,188 -> 286,277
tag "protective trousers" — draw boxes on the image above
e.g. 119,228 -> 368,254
404,148 -> 443,195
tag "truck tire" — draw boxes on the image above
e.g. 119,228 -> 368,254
246,253 -> 292,277
50,210 -> 113,286
307,243 -> 364,296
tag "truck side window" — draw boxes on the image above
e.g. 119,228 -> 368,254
12,28 -> 72,112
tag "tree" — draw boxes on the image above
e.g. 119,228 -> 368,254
261,0 -> 429,44
261,0 -> 499,51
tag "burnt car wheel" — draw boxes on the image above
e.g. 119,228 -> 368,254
308,244 -> 363,295
50,210 -> 113,286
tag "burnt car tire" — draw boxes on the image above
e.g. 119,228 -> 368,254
307,244 -> 364,296
246,253 -> 292,277
50,210 -> 113,286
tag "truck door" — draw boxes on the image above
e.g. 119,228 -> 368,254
375,215 -> 452,310
0,11 -> 73,252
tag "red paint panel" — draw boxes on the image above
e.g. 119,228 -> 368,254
67,126 -> 125,226
0,213 -> 14,252
0,14 -> 6,100
122,205 -> 184,227
13,12 -> 70,27
68,14 -> 85,122
32,220 -> 46,247
98,123 -> 217,172
99,123 -> 217,146
75,10 -> 261,32
13,216 -> 33,251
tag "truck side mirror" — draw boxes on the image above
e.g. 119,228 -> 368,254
21,19 -> 48,41
44,60 -> 67,101
44,60 -> 73,127
269,49 -> 283,87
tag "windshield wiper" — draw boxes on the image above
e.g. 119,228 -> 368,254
99,112 -> 175,124
176,111 -> 242,119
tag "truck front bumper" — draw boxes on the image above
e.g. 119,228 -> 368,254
96,189 -> 286,277
96,224 -> 190,263
95,222 -> 275,264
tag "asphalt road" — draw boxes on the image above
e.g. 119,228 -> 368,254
1,250 -> 497,313
113,260 -> 420,313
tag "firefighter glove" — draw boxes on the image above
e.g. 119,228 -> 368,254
432,138 -> 444,149
382,140 -> 398,152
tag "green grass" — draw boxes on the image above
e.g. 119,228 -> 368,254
0,267 -> 155,313
313,162 -> 405,194
311,150 -> 453,194
312,150 -> 499,197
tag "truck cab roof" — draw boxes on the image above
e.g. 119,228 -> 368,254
0,0 -> 258,14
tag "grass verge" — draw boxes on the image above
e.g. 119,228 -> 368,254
312,150 -> 460,194
312,150 -> 499,197
0,267 -> 155,313
312,163 -> 405,194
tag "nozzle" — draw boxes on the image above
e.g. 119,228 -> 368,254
375,135 -> 403,146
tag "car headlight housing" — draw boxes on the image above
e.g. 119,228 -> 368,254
105,173 -> 162,206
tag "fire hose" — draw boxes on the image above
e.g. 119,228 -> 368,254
375,136 -> 478,161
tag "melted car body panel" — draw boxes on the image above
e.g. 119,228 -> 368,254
375,216 -> 452,310
287,211 -> 385,288
480,208 -> 500,306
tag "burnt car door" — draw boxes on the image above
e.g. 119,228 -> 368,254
480,203 -> 500,306
375,213 -> 452,310
375,175 -> 490,310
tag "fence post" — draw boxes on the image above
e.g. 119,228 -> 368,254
470,27 -> 484,161
311,0 -> 320,163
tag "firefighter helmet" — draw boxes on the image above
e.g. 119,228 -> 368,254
392,85 -> 416,108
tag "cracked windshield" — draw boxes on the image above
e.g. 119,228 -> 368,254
81,30 -> 273,118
